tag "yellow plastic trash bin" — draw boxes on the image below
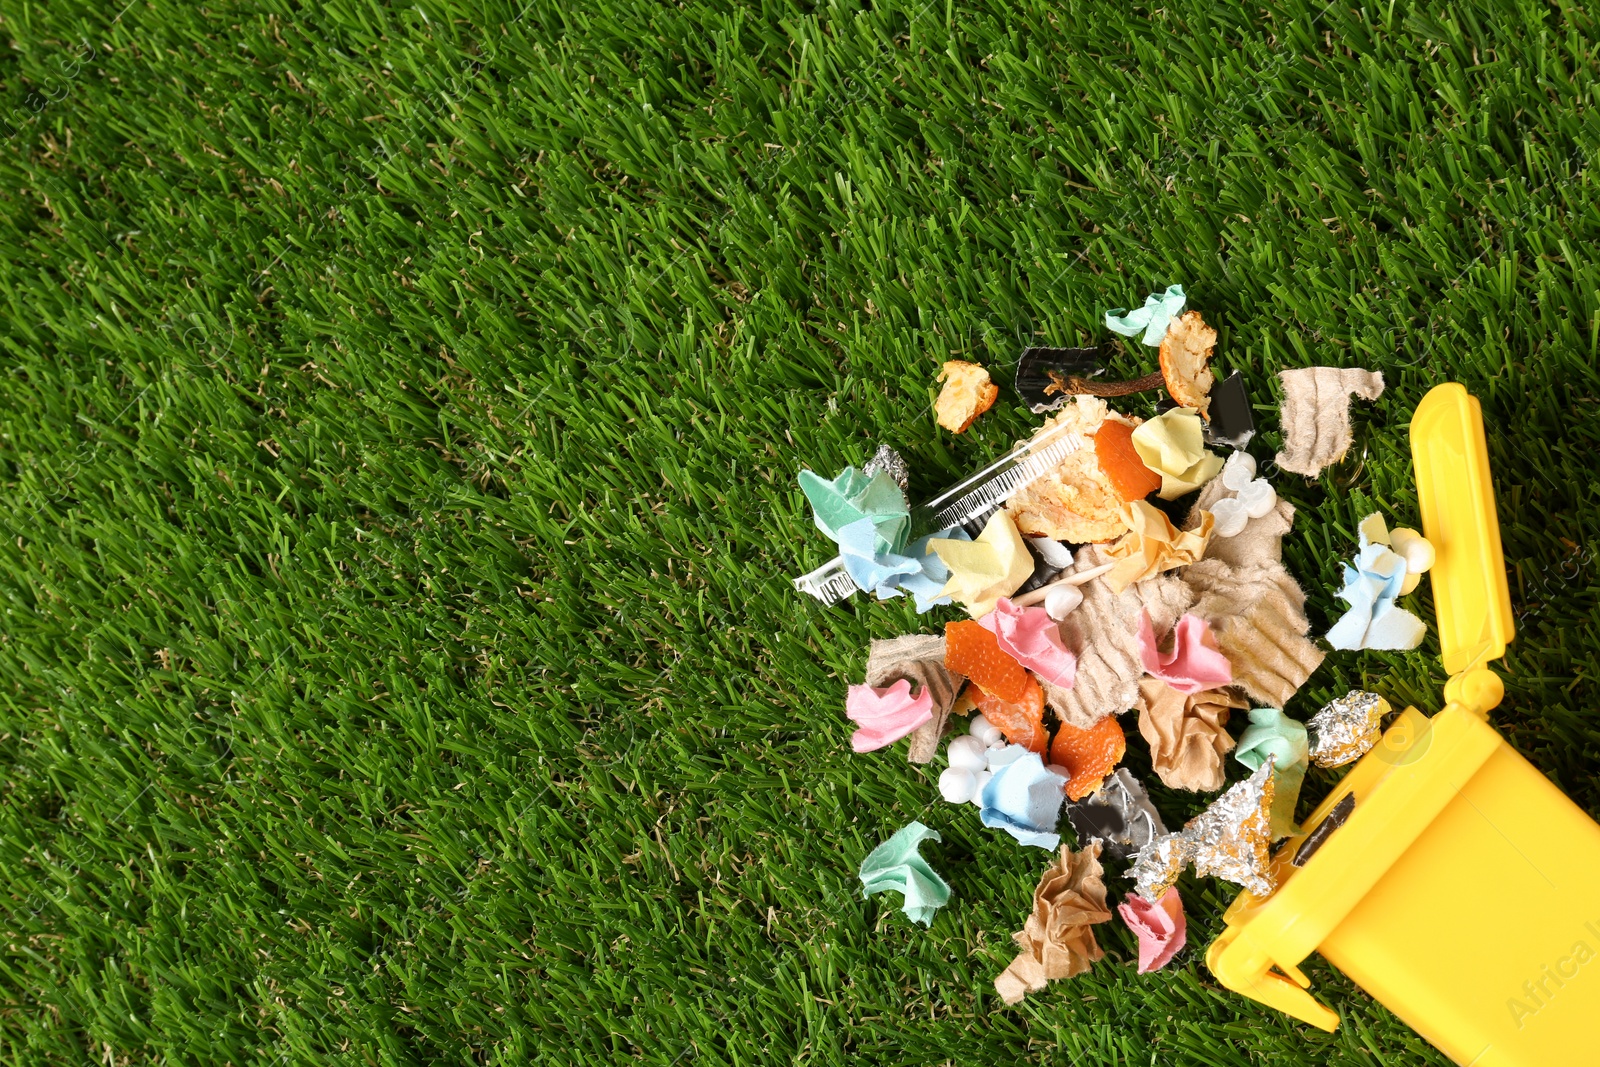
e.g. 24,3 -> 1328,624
1205,383 -> 1600,1066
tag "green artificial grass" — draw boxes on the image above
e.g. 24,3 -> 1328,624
1,0 -> 1598,1062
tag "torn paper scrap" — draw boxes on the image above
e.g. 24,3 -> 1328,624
1005,396 -> 1134,544
1158,311 -> 1216,416
1185,759 -> 1277,898
859,821 -> 951,926
1274,367 -> 1384,477
1134,677 -> 1243,792
1138,612 -> 1233,694
798,465 -> 910,554
846,678 -> 935,754
1064,767 -> 1167,861
1130,407 -> 1223,500
1308,690 -> 1390,768
979,748 -> 1068,849
994,842 -> 1112,1004
1182,559 -> 1323,707
978,598 -> 1077,689
935,360 -> 999,433
1105,284 -> 1186,347
1106,500 -> 1212,594
1234,706 -> 1309,839
929,509 -> 1035,616
865,634 -> 964,764
1050,544 -> 1195,728
1118,886 -> 1187,974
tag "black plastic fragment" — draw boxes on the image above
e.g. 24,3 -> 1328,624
1292,792 -> 1356,868
1014,347 -> 1105,413
1204,370 -> 1255,447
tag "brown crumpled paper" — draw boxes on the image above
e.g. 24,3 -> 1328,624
994,841 -> 1112,1005
1046,546 -> 1194,728
1274,367 -> 1384,477
1183,559 -> 1324,707
865,634 -> 966,763
1105,500 -> 1212,594
1134,677 -> 1247,791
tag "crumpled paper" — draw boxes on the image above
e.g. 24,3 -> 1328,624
859,821 -> 951,926
929,509 -> 1035,617
994,841 -> 1112,1004
1308,690 -> 1389,768
1130,407 -> 1224,500
1185,758 -> 1277,898
1324,514 -> 1427,651
1134,677 -> 1244,791
1137,612 -> 1233,694
1106,500 -> 1213,594
798,466 -> 909,555
1050,545 -> 1196,728
1274,367 -> 1384,477
1234,706 -> 1309,839
978,597 -> 1077,689
865,634 -> 965,764
980,747 -> 1068,849
845,678 -> 934,753
1064,767 -> 1167,861
1117,886 -> 1186,973
1105,284 -> 1187,346
842,523 -> 970,611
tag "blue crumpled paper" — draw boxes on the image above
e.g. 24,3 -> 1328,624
1234,707 -> 1309,839
859,821 -> 951,926
1324,519 -> 1427,651
839,522 -> 970,611
1105,284 -> 1187,346
980,747 -> 1068,849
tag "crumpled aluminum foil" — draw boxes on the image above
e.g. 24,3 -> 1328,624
862,444 -> 910,492
1184,758 -> 1277,898
1308,690 -> 1389,768
1128,832 -> 1195,903
1067,767 -> 1168,861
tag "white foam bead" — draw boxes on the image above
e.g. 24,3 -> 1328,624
986,744 -> 1026,770
939,767 -> 978,804
1390,527 -> 1436,573
1400,570 -> 1422,595
1238,478 -> 1277,519
1044,583 -> 1084,620
1221,450 -> 1258,491
970,770 -> 993,805
946,734 -> 988,772
968,713 -> 1003,747
1209,496 -> 1249,538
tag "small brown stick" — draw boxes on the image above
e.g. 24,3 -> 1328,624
1047,370 -> 1167,398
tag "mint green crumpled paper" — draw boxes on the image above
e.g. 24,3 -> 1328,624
859,821 -> 951,926
1105,284 -> 1187,346
1234,707 -> 1309,840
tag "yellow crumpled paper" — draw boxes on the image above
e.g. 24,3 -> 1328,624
1130,407 -> 1223,500
928,509 -> 1034,617
1105,500 -> 1213,593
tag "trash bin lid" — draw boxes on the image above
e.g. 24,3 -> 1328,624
1409,383 -> 1514,675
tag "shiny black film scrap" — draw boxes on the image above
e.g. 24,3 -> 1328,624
1014,347 -> 1105,413
1204,370 -> 1255,447
1292,792 -> 1356,868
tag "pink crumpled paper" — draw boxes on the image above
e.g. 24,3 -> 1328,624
1117,886 -> 1187,973
846,678 -> 934,752
978,597 -> 1077,689
1137,611 -> 1232,694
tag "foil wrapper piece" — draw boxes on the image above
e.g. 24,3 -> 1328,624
1307,690 -> 1390,768
1066,768 -> 1168,861
1184,759 -> 1277,898
1128,831 -> 1195,902
863,444 -> 910,492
